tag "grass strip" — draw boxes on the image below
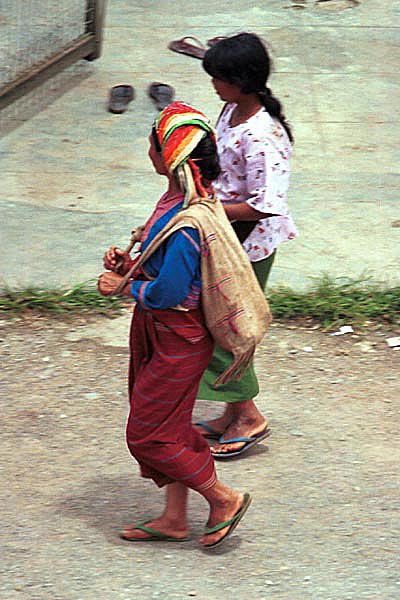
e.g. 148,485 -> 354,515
269,275 -> 400,328
0,281 -> 124,316
0,276 -> 399,328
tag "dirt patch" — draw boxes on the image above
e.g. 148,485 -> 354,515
1,312 -> 399,599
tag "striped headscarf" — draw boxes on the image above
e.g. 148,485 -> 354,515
153,101 -> 217,206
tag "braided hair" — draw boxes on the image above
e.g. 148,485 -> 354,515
189,133 -> 221,182
203,32 -> 293,143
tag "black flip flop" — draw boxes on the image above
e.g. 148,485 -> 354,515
108,85 -> 134,114
148,82 -> 175,111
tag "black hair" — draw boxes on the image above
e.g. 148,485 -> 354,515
151,125 -> 162,153
203,32 -> 293,143
189,133 -> 221,182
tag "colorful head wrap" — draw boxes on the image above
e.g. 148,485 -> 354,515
153,101 -> 216,206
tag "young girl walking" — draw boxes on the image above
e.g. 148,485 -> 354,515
196,32 -> 298,458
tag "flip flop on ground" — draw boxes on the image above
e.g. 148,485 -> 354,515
207,36 -> 228,47
108,84 -> 134,114
203,492 -> 252,548
194,420 -> 223,440
168,36 -> 207,59
148,82 -> 175,111
211,427 -> 271,459
120,520 -> 189,542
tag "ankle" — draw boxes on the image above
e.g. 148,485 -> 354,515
237,414 -> 266,426
202,481 -> 240,507
222,404 -> 235,418
159,514 -> 188,530
230,402 -> 266,423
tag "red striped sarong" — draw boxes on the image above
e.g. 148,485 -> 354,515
126,306 -> 216,491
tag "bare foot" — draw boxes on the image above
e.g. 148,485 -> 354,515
210,416 -> 268,455
121,516 -> 189,541
200,490 -> 245,547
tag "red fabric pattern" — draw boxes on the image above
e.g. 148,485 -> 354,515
126,307 -> 216,491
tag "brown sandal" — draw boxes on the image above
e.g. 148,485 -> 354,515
168,36 -> 207,60
207,36 -> 228,47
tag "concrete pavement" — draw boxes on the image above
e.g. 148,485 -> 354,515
0,0 -> 399,292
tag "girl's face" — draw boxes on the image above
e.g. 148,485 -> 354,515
148,133 -> 167,175
211,78 -> 241,102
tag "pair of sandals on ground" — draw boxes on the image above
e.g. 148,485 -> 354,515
108,82 -> 174,114
107,35 -> 227,114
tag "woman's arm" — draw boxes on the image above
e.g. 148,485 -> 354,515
223,202 -> 276,222
131,228 -> 201,310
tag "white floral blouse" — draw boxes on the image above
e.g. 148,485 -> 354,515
213,102 -> 298,262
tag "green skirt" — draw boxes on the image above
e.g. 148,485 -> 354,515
197,252 -> 275,403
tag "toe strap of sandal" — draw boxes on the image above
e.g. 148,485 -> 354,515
127,520 -> 168,538
218,435 -> 254,444
204,514 -> 237,535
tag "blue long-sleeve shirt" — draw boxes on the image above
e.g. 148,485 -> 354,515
130,201 -> 201,310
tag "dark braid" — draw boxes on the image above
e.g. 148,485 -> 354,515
257,87 -> 293,143
190,133 -> 221,182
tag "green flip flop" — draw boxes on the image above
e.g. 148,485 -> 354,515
120,520 -> 189,543
203,492 -> 252,549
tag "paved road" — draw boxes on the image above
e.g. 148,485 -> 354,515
0,0 -> 399,290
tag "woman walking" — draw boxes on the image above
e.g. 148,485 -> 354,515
196,33 -> 298,458
98,101 -> 253,547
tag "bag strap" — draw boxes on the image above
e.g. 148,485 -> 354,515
113,197 -> 214,295
113,213 -> 197,295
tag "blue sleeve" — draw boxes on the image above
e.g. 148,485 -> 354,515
130,228 -> 201,310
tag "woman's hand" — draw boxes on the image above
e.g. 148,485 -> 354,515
97,272 -> 132,297
131,225 -> 145,245
103,247 -> 133,274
